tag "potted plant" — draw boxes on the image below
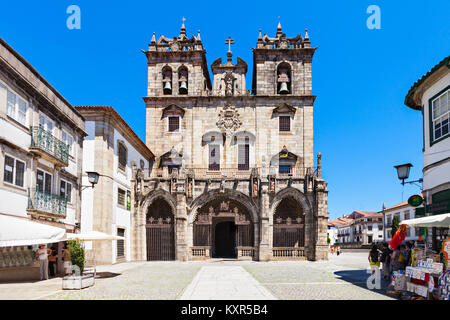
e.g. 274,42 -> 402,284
62,240 -> 94,290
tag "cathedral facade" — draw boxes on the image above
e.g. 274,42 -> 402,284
130,21 -> 329,261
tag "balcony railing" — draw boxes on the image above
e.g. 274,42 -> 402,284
28,188 -> 67,218
30,126 -> 69,165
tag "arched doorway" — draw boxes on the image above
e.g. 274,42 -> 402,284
193,198 -> 253,259
273,197 -> 305,248
146,198 -> 175,261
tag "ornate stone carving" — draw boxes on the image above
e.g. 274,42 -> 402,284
216,104 -> 242,136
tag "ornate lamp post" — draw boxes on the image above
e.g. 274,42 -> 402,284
394,163 -> 423,186
81,171 -> 101,190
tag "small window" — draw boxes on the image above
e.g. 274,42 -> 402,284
279,116 -> 290,131
117,188 -> 126,206
36,169 -> 52,193
368,225 -> 372,231
118,142 -> 127,171
3,155 -> 25,187
432,89 -> 449,142
60,180 -> 72,203
6,87 -> 28,126
278,165 -> 291,174
209,144 -> 220,171
168,116 -> 180,132
238,144 -> 249,170
378,224 -> 383,230
117,228 -> 125,258
62,131 -> 75,157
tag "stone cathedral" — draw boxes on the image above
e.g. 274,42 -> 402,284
130,20 -> 328,262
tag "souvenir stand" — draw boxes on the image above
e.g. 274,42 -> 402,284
400,213 -> 450,300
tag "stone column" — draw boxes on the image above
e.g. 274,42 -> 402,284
175,185 -> 188,261
314,180 -> 329,260
258,181 -> 271,261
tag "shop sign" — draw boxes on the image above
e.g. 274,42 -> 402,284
427,200 -> 450,214
408,195 -> 423,207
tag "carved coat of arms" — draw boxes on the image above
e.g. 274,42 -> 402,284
216,104 -> 242,136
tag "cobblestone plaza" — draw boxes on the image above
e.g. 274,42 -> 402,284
0,251 -> 393,300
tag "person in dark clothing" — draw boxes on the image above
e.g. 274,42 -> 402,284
380,243 -> 391,280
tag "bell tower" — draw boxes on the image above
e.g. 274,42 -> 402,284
143,18 -> 212,97
251,20 -> 315,96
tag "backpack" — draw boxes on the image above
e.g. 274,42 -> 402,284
371,250 -> 379,263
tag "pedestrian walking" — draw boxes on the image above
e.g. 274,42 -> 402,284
35,244 -> 51,280
336,246 -> 341,256
380,243 -> 391,280
63,243 -> 72,275
48,245 -> 57,277
368,244 -> 381,277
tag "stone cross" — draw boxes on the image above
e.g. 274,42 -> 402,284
225,37 -> 234,53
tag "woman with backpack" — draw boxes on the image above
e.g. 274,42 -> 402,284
368,244 -> 381,276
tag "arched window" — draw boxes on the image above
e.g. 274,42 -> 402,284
162,66 -> 172,95
178,66 -> 188,95
277,62 -> 291,95
118,141 -> 127,171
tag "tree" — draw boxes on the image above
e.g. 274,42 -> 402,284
391,215 -> 400,238
66,240 -> 85,274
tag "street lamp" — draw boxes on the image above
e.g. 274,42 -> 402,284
393,163 -> 423,186
81,171 -> 100,190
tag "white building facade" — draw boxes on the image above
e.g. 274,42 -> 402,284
0,38 -> 86,279
405,55 -> 450,250
77,106 -> 153,265
383,201 -> 420,243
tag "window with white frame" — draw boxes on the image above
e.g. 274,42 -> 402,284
3,155 -> 25,187
39,113 -> 54,133
168,116 -> 180,132
6,87 -> 28,126
60,179 -> 72,203
118,142 -> 127,171
62,130 -> 75,158
36,169 -> 52,193
432,88 -> 449,142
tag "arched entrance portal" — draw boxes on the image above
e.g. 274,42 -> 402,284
194,198 -> 253,259
273,197 -> 305,248
146,198 -> 175,261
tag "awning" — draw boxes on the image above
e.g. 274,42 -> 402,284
66,231 -> 124,241
0,214 -> 66,247
400,213 -> 450,228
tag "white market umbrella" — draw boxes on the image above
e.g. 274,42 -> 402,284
66,231 -> 124,277
66,231 -> 124,241
400,213 -> 450,228
0,214 -> 66,247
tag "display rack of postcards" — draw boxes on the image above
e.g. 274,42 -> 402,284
405,259 -> 443,299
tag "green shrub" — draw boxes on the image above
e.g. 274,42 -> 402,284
391,216 -> 400,238
67,240 -> 85,274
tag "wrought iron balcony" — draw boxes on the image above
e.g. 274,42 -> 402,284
29,126 -> 69,166
27,188 -> 67,218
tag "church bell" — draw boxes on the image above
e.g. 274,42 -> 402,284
163,81 -> 172,94
179,81 -> 188,94
279,82 -> 289,94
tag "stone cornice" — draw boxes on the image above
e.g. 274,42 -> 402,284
143,95 -> 316,105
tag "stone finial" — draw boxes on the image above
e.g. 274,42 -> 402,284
180,17 -> 186,36
304,28 -> 309,40
276,16 -> 282,36
317,152 -> 322,178
151,32 -> 156,43
258,29 -> 262,40
197,30 -> 201,41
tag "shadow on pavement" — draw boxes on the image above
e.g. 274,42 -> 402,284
334,269 -> 395,299
94,272 -> 121,279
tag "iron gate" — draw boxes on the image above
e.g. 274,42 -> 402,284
146,218 -> 175,261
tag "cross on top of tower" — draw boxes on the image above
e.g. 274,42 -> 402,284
225,37 -> 234,53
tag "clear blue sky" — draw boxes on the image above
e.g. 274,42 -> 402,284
2,1 -> 449,219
